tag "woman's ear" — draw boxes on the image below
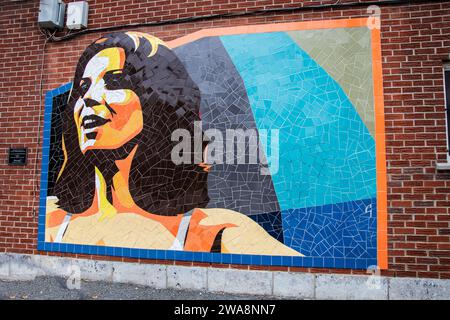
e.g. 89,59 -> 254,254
203,144 -> 208,163
199,145 -> 211,172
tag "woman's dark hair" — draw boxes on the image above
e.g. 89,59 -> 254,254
53,32 -> 209,215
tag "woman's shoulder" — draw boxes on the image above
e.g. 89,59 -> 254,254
195,207 -> 256,228
46,196 -> 68,228
197,207 -> 303,256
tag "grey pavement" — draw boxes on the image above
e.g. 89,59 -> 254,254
0,276 -> 281,300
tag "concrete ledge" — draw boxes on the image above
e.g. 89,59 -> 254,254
9,254 -> 42,281
208,268 -> 272,296
4,253 -> 42,281
167,265 -> 207,291
273,272 -> 315,299
1,253 -> 450,299
113,262 -> 166,288
315,274 -> 388,300
75,258 -> 114,281
0,254 -> 11,279
389,277 -> 450,300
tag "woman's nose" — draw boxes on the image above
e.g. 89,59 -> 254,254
83,81 -> 105,103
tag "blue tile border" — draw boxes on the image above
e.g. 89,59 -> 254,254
36,241 -> 376,269
37,82 -> 72,246
36,83 -> 379,270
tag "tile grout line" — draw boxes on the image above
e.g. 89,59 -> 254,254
165,264 -> 168,289
271,271 -> 274,296
313,274 -> 317,300
206,267 -> 209,292
387,277 -> 390,300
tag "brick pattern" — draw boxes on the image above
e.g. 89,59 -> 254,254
1,0 -> 450,278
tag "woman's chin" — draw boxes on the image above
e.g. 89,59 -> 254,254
80,142 -> 131,156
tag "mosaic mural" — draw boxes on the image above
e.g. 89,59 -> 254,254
38,19 -> 387,269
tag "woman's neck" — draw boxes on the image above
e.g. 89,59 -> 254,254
91,145 -> 184,236
93,145 -> 138,220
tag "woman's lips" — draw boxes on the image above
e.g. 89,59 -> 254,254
81,115 -> 111,129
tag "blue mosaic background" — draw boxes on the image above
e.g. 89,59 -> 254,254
220,32 -> 377,263
220,32 -> 377,210
282,198 -> 377,259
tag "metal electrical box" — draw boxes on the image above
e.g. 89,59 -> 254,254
66,1 -> 89,30
38,0 -> 66,29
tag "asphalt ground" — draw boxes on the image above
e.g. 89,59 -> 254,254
0,276 -> 281,300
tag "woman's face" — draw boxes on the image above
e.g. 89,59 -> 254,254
74,47 -> 143,153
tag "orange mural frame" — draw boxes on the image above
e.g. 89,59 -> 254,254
168,18 -> 389,270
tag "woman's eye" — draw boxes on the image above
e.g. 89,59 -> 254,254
79,79 -> 90,93
104,73 -> 123,90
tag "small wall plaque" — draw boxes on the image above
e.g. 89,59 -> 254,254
8,148 -> 27,166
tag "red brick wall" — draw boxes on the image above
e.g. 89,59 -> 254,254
1,0 -> 449,279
